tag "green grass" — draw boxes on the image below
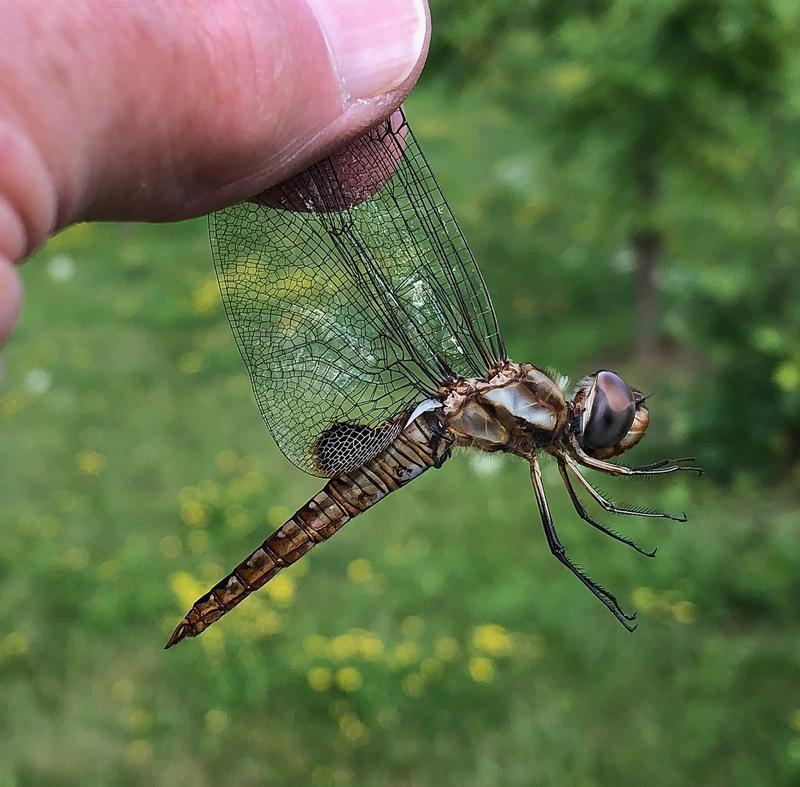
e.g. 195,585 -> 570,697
2,144 -> 800,785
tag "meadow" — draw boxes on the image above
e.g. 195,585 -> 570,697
4,18 -> 800,784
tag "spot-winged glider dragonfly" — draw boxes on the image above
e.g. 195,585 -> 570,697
166,108 -> 700,649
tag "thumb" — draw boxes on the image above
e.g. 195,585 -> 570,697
0,257 -> 21,351
0,0 -> 430,257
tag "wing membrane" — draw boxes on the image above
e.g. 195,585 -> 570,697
210,108 -> 505,476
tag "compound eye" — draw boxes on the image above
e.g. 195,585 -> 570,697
583,371 -> 637,450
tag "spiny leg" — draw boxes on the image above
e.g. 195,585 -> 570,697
556,458 -> 657,558
633,457 -> 698,472
530,456 -> 637,631
568,436 -> 703,478
562,453 -> 687,522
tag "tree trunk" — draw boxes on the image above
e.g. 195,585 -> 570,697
632,146 -> 662,361
631,228 -> 662,360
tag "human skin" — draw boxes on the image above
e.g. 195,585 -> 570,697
0,0 -> 430,351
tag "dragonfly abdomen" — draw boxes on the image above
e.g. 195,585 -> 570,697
165,411 -> 452,648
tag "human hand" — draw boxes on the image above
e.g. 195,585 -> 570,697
0,0 -> 430,348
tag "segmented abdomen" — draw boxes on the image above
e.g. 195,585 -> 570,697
165,411 -> 451,648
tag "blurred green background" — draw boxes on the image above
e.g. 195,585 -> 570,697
3,1 -> 800,785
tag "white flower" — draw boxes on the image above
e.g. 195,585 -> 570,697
46,254 -> 76,283
24,368 -> 52,395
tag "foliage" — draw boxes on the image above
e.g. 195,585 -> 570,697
427,0 -> 800,476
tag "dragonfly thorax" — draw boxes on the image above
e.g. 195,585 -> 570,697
441,362 -> 569,455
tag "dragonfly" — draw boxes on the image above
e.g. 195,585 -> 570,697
165,107 -> 700,649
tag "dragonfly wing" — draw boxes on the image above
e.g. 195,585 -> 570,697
210,107 -> 505,476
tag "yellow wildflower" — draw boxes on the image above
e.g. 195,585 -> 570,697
178,351 -> 203,374
76,449 -> 106,476
169,571 -> 204,608
468,656 -> 496,684
631,586 -> 658,612
434,636 -> 460,662
390,640 -> 420,668
347,559 -> 375,584
335,667 -> 363,693
356,632 -> 384,661
266,574 -> 295,606
672,600 -> 697,624
125,709 -> 153,733
330,633 -> 358,660
180,499 -> 208,528
472,624 -> 513,657
338,712 -> 367,744
775,362 -> 800,393
192,277 -> 220,314
3,632 -> 28,657
308,667 -> 333,692
549,63 -> 591,96
0,391 -> 24,419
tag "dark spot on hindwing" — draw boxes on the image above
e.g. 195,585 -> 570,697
313,421 -> 395,476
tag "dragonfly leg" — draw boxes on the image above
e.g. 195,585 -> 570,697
632,457 -> 698,471
561,453 -> 687,523
568,436 -> 703,477
530,456 -> 637,631
556,457 -> 657,558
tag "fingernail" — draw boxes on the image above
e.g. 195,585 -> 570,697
308,0 -> 427,101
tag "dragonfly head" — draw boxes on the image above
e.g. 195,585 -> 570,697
571,370 -> 650,460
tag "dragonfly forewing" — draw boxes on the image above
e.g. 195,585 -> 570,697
210,108 -> 504,478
